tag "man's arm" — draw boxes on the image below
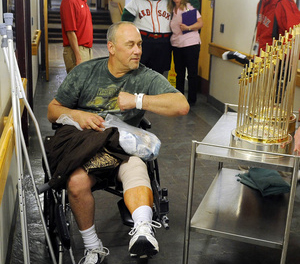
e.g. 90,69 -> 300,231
189,0 -> 200,10
121,8 -> 136,22
66,31 -> 82,65
48,99 -> 104,131
118,92 -> 190,117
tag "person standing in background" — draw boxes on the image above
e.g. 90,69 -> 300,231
254,0 -> 300,119
168,0 -> 203,105
121,0 -> 200,75
255,0 -> 300,56
60,0 -> 94,73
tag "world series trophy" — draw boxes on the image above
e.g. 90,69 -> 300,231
230,25 -> 300,156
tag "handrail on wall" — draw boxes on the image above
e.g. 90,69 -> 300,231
209,42 -> 252,65
0,78 -> 27,205
208,42 -> 300,87
32,29 -> 41,55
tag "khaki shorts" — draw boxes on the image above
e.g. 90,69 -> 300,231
63,46 -> 93,73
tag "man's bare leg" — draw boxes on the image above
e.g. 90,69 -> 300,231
67,167 -> 109,264
123,186 -> 153,214
67,167 -> 96,230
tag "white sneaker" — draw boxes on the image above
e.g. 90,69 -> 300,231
128,221 -> 161,257
78,247 -> 109,264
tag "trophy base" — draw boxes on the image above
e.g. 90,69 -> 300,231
230,129 -> 293,158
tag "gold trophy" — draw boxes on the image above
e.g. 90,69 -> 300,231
231,25 -> 300,156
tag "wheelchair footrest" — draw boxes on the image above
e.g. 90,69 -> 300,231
118,199 -> 134,227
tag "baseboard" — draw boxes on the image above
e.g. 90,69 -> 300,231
207,94 -> 225,113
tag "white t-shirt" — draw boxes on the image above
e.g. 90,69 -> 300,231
124,0 -> 171,33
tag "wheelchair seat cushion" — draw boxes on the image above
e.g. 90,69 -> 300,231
45,125 -> 130,190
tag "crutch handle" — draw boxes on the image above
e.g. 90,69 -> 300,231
0,23 -> 6,36
4,13 -> 13,26
37,182 -> 51,194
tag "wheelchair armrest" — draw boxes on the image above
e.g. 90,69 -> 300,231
37,182 -> 51,194
139,117 -> 151,130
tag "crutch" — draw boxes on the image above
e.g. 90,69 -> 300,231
1,13 -> 57,264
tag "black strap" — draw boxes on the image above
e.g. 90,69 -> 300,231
250,0 -> 263,54
256,0 -> 263,28
272,0 -> 283,39
272,15 -> 279,39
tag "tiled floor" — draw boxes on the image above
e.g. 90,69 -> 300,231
8,43 -> 300,264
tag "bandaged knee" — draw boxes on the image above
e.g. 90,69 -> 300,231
118,156 -> 151,192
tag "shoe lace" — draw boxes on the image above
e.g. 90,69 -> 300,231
78,247 -> 110,264
128,220 -> 162,236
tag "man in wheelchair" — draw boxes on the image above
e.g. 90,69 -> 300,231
46,21 -> 190,264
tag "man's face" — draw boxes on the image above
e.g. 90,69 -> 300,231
110,24 -> 142,71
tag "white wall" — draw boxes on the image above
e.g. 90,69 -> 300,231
210,0 -> 258,107
0,4 -> 12,133
210,0 -> 300,111
0,7 -> 17,264
0,1 -> 41,263
31,0 -> 40,94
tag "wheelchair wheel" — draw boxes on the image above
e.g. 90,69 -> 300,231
43,172 -> 60,261
43,155 -> 72,262
147,159 -> 169,229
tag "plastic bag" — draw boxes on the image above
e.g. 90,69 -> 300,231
56,114 -> 83,131
103,114 -> 161,161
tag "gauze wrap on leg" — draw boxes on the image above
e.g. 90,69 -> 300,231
118,156 -> 151,192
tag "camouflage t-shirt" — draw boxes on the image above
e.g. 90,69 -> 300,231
55,57 -> 179,126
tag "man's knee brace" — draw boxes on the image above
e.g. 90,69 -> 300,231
117,156 -> 151,192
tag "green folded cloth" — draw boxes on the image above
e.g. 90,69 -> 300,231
237,167 -> 290,197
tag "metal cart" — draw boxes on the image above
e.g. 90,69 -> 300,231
182,109 -> 300,264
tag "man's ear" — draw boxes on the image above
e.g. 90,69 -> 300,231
107,41 -> 115,55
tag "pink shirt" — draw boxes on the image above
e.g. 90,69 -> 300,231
170,3 -> 201,48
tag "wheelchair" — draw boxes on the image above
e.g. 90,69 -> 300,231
38,117 -> 169,263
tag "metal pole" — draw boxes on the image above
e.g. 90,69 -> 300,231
280,155 -> 300,264
2,13 -> 57,264
4,12 -> 30,264
182,140 -> 197,264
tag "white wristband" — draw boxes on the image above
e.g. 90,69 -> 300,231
135,93 -> 144,110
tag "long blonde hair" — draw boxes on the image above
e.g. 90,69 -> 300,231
167,0 -> 189,13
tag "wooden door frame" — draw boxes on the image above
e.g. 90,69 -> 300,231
40,0 -> 49,81
197,0 -> 214,95
14,0 -> 33,143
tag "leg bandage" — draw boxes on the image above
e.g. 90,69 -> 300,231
118,156 -> 151,192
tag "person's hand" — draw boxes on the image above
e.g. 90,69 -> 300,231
75,57 -> 82,66
118,91 -> 136,111
294,127 -> 300,153
73,110 -> 105,131
180,23 -> 190,32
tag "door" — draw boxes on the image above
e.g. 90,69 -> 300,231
198,0 -> 214,95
